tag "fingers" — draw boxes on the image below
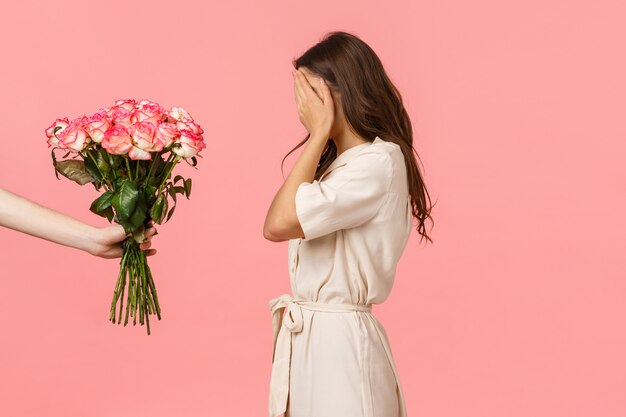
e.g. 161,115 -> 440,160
319,77 -> 334,109
144,226 -> 157,239
295,69 -> 318,101
293,71 -> 305,106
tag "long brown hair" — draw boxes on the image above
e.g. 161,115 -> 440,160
282,31 -> 435,244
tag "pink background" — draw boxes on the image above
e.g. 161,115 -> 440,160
0,0 -> 624,416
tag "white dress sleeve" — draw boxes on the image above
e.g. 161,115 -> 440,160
295,150 -> 393,240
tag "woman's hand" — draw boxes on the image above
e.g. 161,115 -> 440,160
89,220 -> 158,259
293,68 -> 335,140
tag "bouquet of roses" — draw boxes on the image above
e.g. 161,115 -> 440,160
45,98 -> 205,335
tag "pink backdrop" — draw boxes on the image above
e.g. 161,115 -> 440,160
1,1 -> 624,416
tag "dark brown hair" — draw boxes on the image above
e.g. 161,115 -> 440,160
282,31 -> 435,244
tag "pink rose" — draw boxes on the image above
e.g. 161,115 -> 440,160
57,116 -> 89,152
176,120 -> 204,136
132,99 -> 165,125
114,99 -> 137,112
128,121 -> 163,160
102,125 -> 133,155
168,107 -> 194,123
45,117 -> 70,148
172,129 -> 206,158
155,120 -> 179,148
85,110 -> 111,143
106,105 -> 134,127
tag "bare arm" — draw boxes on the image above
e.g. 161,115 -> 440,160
263,133 -> 327,241
0,187 -> 157,258
263,69 -> 335,242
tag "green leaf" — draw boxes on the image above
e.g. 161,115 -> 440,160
54,160 -> 97,185
143,184 -> 157,207
165,202 -> 176,223
127,192 -> 148,231
183,178 -> 192,199
109,154 -> 123,169
90,190 -> 114,214
111,179 -> 139,220
95,148 -> 111,178
168,186 -> 177,203
103,206 -> 114,222
173,186 -> 185,195
83,155 -> 103,182
173,175 -> 184,184
149,194 -> 168,224
191,156 -> 197,167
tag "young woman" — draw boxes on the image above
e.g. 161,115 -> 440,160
263,31 -> 434,417
0,186 -> 158,258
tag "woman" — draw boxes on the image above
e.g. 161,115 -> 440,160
263,31 -> 434,417
0,187 -> 157,258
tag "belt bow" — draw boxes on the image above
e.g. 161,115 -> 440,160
268,293 -> 307,417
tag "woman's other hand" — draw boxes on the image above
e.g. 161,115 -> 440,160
293,68 -> 335,139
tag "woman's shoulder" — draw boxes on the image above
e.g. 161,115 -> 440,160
357,136 -> 403,165
374,136 -> 402,151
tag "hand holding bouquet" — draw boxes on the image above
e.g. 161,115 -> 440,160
46,99 -> 205,335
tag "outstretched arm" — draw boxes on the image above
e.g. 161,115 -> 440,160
0,187 -> 157,259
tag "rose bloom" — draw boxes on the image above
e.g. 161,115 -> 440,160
85,109 -> 111,143
102,125 -> 133,155
172,129 -> 206,158
132,99 -> 165,125
57,116 -> 89,152
128,121 -> 163,160
106,105 -> 134,127
155,120 -> 179,148
176,120 -> 204,136
114,99 -> 137,111
45,117 -> 70,148
168,107 -> 194,123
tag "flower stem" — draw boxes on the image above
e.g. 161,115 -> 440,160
125,158 -> 133,181
157,153 -> 180,195
109,242 -> 131,322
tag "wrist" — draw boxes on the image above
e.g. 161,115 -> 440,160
82,224 -> 101,255
308,132 -> 329,145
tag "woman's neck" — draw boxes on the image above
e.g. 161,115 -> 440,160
332,130 -> 370,155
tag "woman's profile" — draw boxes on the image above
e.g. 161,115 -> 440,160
263,31 -> 434,417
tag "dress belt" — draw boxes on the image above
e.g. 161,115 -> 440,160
267,293 -> 373,417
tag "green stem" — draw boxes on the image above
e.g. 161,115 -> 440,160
125,158 -> 133,181
118,269 -> 126,325
147,263 -> 161,320
146,153 -> 157,181
124,258 -> 133,326
107,154 -> 118,181
157,153 -> 180,195
110,243 -> 131,322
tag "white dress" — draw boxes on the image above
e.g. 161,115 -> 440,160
269,136 -> 413,417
